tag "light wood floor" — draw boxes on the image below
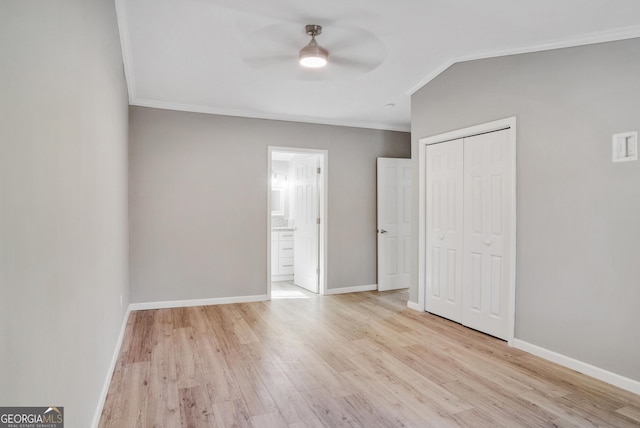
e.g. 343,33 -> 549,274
99,286 -> 640,427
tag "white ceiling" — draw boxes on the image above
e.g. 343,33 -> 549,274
116,0 -> 640,132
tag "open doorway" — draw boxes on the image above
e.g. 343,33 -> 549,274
268,147 -> 328,299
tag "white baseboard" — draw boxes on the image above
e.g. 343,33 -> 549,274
407,301 -> 423,312
512,339 -> 640,396
325,284 -> 377,295
129,294 -> 269,311
91,306 -> 131,428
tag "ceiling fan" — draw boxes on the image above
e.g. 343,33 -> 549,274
240,23 -> 386,78
299,25 -> 328,68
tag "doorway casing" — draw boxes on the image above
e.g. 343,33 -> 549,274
267,146 -> 328,299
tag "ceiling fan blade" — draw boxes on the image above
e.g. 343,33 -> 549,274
250,24 -> 302,51
325,27 -> 385,51
243,54 -> 295,69
329,55 -> 384,73
240,23 -> 302,68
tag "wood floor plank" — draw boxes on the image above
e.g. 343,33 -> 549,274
349,338 -> 474,415
440,379 -> 557,427
97,362 -> 126,428
100,361 -> 150,428
297,387 -> 360,427
147,335 -> 180,428
236,342 -> 315,424
99,287 -> 640,427
118,311 -> 137,360
450,408 -> 508,428
179,386 -> 217,428
221,305 -> 261,345
617,405 -> 640,424
339,369 -> 441,427
557,393 -> 640,428
339,393 -> 407,428
173,327 -> 205,390
250,412 -> 288,428
225,350 -> 278,417
211,399 -> 253,428
287,416 -> 328,428
172,307 -> 191,329
193,333 -> 241,404
518,389 -> 620,427
125,310 -> 154,363
151,308 -> 176,343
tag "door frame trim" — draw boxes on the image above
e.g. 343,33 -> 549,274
418,117 -> 517,344
267,146 -> 328,298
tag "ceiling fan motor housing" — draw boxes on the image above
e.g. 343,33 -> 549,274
305,24 -> 322,37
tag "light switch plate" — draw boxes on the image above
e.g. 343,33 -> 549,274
612,132 -> 638,162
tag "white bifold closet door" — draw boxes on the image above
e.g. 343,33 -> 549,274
425,139 -> 464,321
426,129 -> 513,340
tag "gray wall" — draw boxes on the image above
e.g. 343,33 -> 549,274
411,38 -> 640,381
129,107 -> 410,302
0,0 -> 129,426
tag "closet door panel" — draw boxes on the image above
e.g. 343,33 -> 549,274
462,129 -> 513,340
425,139 -> 464,322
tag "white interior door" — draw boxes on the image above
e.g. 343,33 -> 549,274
377,158 -> 411,291
425,140 -> 464,321
462,129 -> 513,340
292,155 -> 319,293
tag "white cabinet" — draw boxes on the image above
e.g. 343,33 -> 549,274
271,230 -> 294,280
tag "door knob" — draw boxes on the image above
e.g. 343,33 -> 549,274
379,229 -> 388,234
484,240 -> 491,246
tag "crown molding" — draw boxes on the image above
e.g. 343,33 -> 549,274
130,98 -> 411,132
407,25 -> 640,95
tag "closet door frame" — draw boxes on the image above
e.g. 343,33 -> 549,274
418,117 -> 517,345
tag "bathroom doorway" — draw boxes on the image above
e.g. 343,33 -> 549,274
268,147 -> 327,299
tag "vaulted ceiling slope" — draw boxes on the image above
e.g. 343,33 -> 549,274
116,0 -> 640,131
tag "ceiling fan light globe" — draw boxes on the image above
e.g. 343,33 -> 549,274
300,55 -> 327,68
299,43 -> 328,68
